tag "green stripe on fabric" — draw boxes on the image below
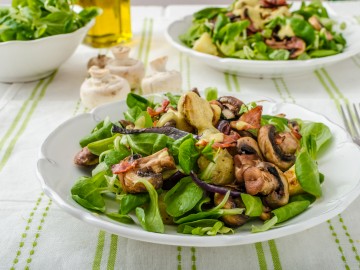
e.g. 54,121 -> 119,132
177,246 -> 182,270
314,70 -> 340,111
179,53 -> 183,74
255,242 -> 268,270
317,68 -> 359,135
0,72 -> 56,172
143,18 -> 153,68
224,73 -> 232,92
186,56 -> 191,91
137,18 -> 148,61
316,69 -> 355,267
320,69 -> 348,103
73,99 -> 82,116
354,15 -> 360,24
279,78 -> 295,103
352,57 -> 360,69
328,220 -> 350,270
93,230 -> 106,270
11,193 -> 44,270
232,74 -> 240,92
338,215 -> 360,267
272,79 -> 286,102
268,240 -> 282,270
0,79 -> 44,152
107,234 -> 118,270
191,247 -> 197,270
24,198 -> 52,269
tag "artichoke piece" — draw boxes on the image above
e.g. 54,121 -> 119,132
198,148 -> 234,185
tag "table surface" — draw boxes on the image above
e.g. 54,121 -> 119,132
1,2 -> 360,270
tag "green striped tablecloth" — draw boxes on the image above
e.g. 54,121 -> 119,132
1,2 -> 360,270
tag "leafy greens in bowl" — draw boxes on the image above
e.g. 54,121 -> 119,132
0,0 -> 100,82
0,0 -> 99,42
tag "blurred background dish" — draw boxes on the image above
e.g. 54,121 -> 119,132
165,15 -> 360,78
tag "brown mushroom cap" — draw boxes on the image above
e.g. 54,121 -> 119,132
258,124 -> 297,171
112,149 -> 176,193
263,164 -> 289,208
217,96 -> 244,120
214,193 -> 248,227
236,137 -> 264,160
120,170 -> 163,193
74,146 -> 99,166
242,162 -> 289,209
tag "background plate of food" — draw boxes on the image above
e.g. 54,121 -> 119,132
165,0 -> 360,78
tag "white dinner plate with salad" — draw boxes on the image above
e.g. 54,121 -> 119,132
36,92 -> 360,247
165,2 -> 360,78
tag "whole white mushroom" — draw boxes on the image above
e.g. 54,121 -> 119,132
141,56 -> 182,94
105,46 -> 145,89
80,66 -> 131,109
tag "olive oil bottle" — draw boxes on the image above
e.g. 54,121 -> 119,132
78,0 -> 132,48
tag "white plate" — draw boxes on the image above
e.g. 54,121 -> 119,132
36,94 -> 360,247
165,14 -> 360,78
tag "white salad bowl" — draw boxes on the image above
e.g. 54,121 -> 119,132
165,15 -> 360,78
36,92 -> 360,247
0,19 -> 94,83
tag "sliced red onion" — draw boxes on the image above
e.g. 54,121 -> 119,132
190,171 -> 241,197
162,170 -> 186,190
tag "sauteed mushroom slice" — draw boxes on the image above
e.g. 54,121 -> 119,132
214,193 -> 248,227
258,124 -> 299,171
263,164 -> 289,208
112,148 -> 176,193
234,154 -> 259,184
233,137 -> 263,184
74,146 -> 99,166
242,162 -> 289,208
236,137 -> 264,159
217,96 -> 244,120
120,169 -> 163,193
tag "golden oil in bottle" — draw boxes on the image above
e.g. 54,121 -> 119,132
78,0 -> 132,48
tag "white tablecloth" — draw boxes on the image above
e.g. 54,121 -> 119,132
1,2 -> 360,269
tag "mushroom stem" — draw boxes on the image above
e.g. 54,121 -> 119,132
105,45 -> 145,89
150,56 -> 168,72
141,56 -> 182,94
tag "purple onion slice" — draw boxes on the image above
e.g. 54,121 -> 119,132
190,171 -> 241,197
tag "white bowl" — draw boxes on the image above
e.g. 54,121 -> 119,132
0,20 -> 94,83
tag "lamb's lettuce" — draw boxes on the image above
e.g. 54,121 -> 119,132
0,0 -> 99,42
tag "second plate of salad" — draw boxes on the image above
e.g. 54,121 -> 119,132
165,0 -> 360,78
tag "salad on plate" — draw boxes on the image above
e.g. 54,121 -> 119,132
71,90 -> 332,236
179,0 -> 346,60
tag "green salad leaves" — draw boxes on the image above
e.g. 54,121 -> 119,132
179,0 -> 346,60
0,0 -> 100,42
71,91 -> 332,236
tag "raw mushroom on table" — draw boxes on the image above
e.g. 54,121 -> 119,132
80,66 -> 131,109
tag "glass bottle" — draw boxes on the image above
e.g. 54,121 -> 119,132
78,0 -> 132,48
